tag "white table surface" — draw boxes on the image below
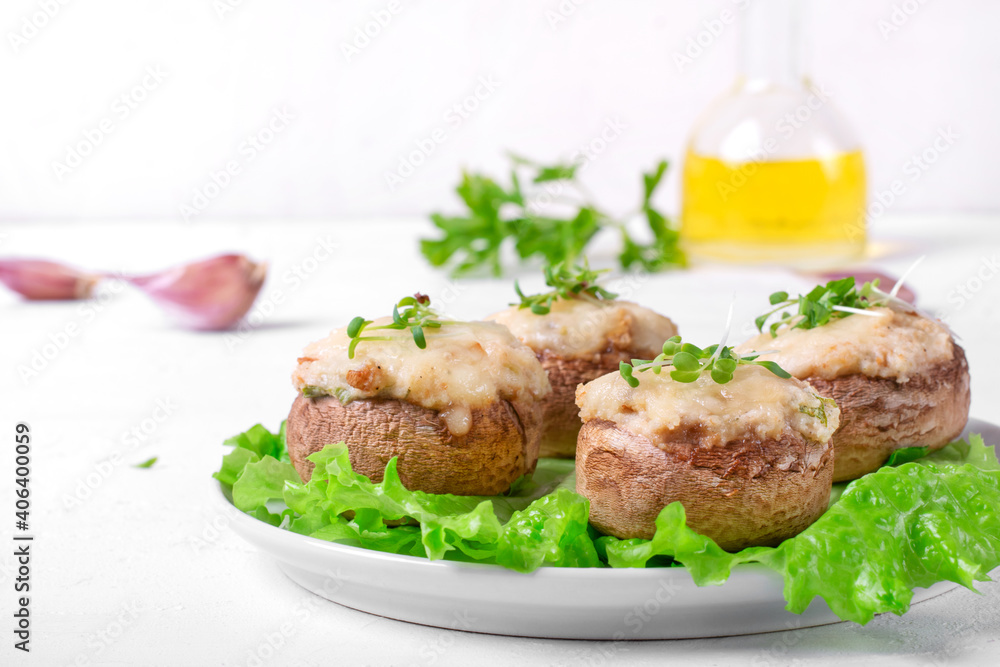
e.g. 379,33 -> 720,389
1,216 -> 999,666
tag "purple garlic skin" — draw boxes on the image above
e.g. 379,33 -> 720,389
126,254 -> 268,331
0,259 -> 99,301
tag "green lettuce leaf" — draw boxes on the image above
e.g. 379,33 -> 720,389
922,433 -> 1000,470
496,489 -> 600,571
215,424 -> 1000,624
233,456 -> 300,517
885,446 -> 930,466
219,432 -> 591,571
224,423 -> 287,461
597,435 -> 1000,623
599,503 -> 763,584
752,461 -> 1000,623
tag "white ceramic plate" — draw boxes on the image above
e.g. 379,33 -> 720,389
219,418 -> 999,640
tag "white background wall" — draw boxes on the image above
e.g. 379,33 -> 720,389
0,0 -> 995,222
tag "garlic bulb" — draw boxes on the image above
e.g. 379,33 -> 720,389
0,259 -> 99,300
126,254 -> 268,331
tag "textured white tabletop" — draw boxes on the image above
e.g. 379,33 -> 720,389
1,216 -> 998,666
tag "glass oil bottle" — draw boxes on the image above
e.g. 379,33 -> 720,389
680,0 -> 867,265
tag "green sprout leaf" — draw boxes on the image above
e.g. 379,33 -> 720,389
619,334 -> 792,388
411,325 -> 426,349
671,351 -> 701,372
346,316 -> 367,338
134,457 -> 158,469
514,260 -> 618,314
715,358 -> 737,374
755,360 -> 792,379
755,276 -> 903,336
344,294 -> 452,361
670,369 -> 703,383
619,361 -> 639,388
710,367 -> 733,384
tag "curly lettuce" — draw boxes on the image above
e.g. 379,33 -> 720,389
215,433 -> 594,569
215,428 -> 1000,625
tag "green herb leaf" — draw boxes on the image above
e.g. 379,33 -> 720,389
134,457 -> 158,469
533,164 -> 578,183
422,156 -> 684,276
642,160 -> 668,204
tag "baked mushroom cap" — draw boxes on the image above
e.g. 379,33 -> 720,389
576,420 -> 834,550
805,345 -> 970,481
287,318 -> 551,495
488,299 -> 678,458
574,365 -> 838,550
286,395 -> 541,495
738,307 -> 970,482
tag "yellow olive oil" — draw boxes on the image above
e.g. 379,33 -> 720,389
680,149 -> 867,264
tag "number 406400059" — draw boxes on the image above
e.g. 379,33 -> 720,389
15,423 -> 30,530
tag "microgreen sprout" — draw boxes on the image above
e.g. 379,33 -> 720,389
755,276 -> 894,337
621,303 -> 792,386
347,293 -> 452,358
619,336 -> 791,387
754,258 -> 953,341
513,260 -> 618,315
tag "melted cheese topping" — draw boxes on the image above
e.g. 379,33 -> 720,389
292,319 -> 551,436
576,364 -> 839,448
487,298 -> 678,358
737,307 -> 953,382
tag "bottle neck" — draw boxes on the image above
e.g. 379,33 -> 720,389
740,0 -> 805,88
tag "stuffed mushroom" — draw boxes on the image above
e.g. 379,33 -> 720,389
488,266 -> 678,458
739,279 -> 970,482
286,294 -> 552,495
575,343 -> 839,551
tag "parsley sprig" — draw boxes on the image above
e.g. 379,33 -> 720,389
514,261 -> 618,315
619,335 -> 791,387
421,155 -> 686,276
346,293 -> 451,359
755,276 -> 894,337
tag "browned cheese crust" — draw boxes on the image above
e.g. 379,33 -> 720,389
806,343 -> 970,482
286,394 -> 542,495
575,419 -> 834,551
537,316 -> 670,459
